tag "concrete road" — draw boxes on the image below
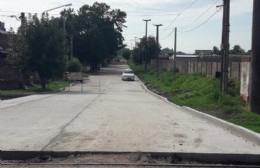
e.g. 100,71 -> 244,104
0,64 -> 259,154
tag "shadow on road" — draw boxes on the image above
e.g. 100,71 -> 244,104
90,63 -> 128,76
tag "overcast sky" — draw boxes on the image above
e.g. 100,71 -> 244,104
0,0 -> 253,53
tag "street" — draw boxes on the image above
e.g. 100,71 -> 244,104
0,63 -> 259,154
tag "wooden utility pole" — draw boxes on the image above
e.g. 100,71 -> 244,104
220,0 -> 230,93
173,27 -> 177,75
249,0 -> 260,114
143,19 -> 151,69
154,24 -> 163,78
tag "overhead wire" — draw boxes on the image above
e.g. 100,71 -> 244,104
179,5 -> 222,33
161,2 -> 223,40
162,0 -> 199,33
180,0 -> 220,29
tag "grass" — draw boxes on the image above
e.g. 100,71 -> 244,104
0,80 -> 70,97
231,112 -> 260,133
131,63 -> 260,133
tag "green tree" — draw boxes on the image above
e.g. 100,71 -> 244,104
230,45 -> 246,55
61,2 -> 126,70
6,24 -> 29,88
67,58 -> 82,72
119,48 -> 131,60
161,48 -> 173,57
25,15 -> 65,90
132,36 -> 160,65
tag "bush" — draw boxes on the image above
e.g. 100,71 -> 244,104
66,58 -> 82,72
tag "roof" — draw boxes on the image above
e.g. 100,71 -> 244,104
169,55 -> 199,60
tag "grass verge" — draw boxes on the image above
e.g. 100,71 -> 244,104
131,64 -> 260,133
0,80 -> 70,99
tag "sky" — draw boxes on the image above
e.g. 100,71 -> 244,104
0,0 -> 253,53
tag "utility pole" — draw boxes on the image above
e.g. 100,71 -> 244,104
154,24 -> 163,78
249,0 -> 260,114
70,35 -> 73,61
173,27 -> 177,75
220,0 -> 230,93
143,19 -> 151,69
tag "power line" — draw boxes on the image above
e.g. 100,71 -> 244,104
163,0 -> 199,32
180,0 -> 221,29
161,5 -> 222,40
179,6 -> 222,33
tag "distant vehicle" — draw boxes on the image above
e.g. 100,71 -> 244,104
121,69 -> 135,81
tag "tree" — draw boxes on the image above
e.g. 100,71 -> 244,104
230,45 -> 246,55
132,47 -> 143,65
119,48 -> 131,60
132,36 -> 160,65
213,46 -> 221,55
61,2 -> 127,70
6,27 -> 28,88
67,58 -> 82,72
161,48 -> 173,57
176,51 -> 187,55
25,15 -> 65,90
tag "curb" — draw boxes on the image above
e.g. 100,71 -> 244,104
0,151 -> 260,165
137,77 -> 181,109
182,106 -> 260,145
137,77 -> 260,146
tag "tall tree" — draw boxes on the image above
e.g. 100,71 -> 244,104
6,24 -> 28,87
132,36 -> 160,65
119,48 -> 131,60
61,2 -> 126,70
25,15 -> 65,90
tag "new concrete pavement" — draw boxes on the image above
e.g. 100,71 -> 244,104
0,64 -> 259,154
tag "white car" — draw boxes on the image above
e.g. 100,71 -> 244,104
121,69 -> 135,81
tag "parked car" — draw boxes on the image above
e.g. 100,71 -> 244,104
121,69 -> 135,81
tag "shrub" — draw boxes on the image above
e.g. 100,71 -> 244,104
66,58 -> 82,72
